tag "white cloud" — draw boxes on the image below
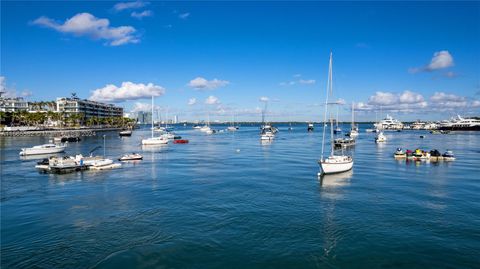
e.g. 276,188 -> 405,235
32,13 -> 139,46
90,81 -> 165,102
399,90 -> 424,104
0,76 -> 32,98
131,10 -> 153,19
472,100 -> 480,107
113,1 -> 148,11
293,74 -> 302,78
409,50 -> 454,73
429,92 -> 467,109
299,79 -> 316,85
259,96 -> 269,102
131,102 -> 158,112
179,12 -> 190,19
205,95 -> 220,105
187,77 -> 229,90
188,98 -> 197,105
368,91 -> 399,106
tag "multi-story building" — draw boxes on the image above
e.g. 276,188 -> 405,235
136,111 -> 152,124
56,97 -> 123,119
0,92 -> 29,112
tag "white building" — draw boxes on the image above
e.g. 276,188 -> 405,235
56,97 -> 123,119
0,94 -> 29,112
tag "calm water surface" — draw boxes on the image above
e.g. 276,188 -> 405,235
1,124 -> 479,268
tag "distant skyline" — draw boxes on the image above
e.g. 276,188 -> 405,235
1,1 -> 479,121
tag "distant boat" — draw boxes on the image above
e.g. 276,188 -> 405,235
346,102 -> 359,138
19,143 -> 66,156
333,106 -> 342,134
375,132 -> 387,143
374,114 -> 404,130
438,115 -> 480,131
119,153 -> 143,161
318,52 -> 353,175
227,112 -> 239,131
142,96 -> 169,145
119,130 -> 132,137
307,122 -> 314,132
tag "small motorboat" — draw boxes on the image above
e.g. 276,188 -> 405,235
406,150 -> 414,160
61,137 -> 81,143
375,132 -> 387,143
119,130 -> 132,137
442,150 -> 455,161
261,130 -> 275,140
307,123 -> 314,132
429,149 -> 442,161
227,126 -> 239,131
333,127 -> 342,134
394,148 -> 406,158
419,135 -> 425,139
118,153 -> 143,161
193,125 -> 202,129
173,139 -> 189,144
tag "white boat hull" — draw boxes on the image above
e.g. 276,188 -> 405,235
142,138 -> 168,145
20,145 -> 66,156
319,157 -> 353,175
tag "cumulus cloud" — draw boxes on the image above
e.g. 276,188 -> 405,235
113,1 -> 148,11
188,98 -> 197,105
179,12 -> 190,19
356,90 -> 427,112
187,77 -> 229,90
131,10 -> 153,19
205,96 -> 220,105
131,102 -> 157,112
90,81 -> 165,102
429,92 -> 467,109
259,96 -> 269,102
0,76 -> 32,98
409,50 -> 454,73
32,13 -> 139,46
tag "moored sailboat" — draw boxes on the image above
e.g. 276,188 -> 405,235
318,53 -> 353,175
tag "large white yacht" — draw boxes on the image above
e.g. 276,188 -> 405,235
374,115 -> 404,130
438,115 -> 480,131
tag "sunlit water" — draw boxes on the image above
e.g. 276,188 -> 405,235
1,124 -> 479,268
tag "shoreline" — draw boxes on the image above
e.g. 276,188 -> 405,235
0,127 -> 123,137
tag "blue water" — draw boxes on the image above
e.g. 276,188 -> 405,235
1,124 -> 479,268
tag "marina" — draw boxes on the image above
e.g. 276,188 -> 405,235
1,123 -> 479,268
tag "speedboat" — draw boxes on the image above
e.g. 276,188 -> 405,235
193,125 -> 202,129
375,132 -> 387,143
119,153 -> 143,161
333,127 -> 342,134
394,148 -> 406,158
227,126 -> 239,131
90,158 -> 122,170
442,150 -> 455,161
20,143 -> 66,156
319,155 -> 353,175
173,139 -> 189,144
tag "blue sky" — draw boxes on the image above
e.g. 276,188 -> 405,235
1,1 -> 479,122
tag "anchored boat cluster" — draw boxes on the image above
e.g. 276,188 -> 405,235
393,148 -> 456,161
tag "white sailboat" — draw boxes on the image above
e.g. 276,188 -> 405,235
19,143 -> 67,156
346,102 -> 359,138
227,111 -> 239,131
318,52 -> 353,175
142,96 -> 168,145
333,106 -> 342,134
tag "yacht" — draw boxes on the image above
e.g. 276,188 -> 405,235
119,130 -> 132,136
318,53 -> 353,175
438,115 -> 480,131
142,96 -> 169,145
19,143 -> 66,156
374,115 -> 404,130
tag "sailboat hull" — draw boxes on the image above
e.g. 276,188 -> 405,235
318,157 -> 353,174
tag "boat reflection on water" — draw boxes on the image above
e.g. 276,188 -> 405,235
20,153 -> 64,161
141,144 -> 168,152
318,169 -> 353,188
260,139 -> 273,146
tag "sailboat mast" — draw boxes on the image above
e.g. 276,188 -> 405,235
336,106 -> 339,128
321,52 -> 333,160
151,95 -> 154,138
351,102 -> 354,129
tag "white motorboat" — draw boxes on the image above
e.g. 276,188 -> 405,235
119,153 -> 143,161
119,130 -> 132,136
19,143 -> 66,156
307,122 -> 314,132
142,96 -> 169,145
193,125 -> 202,129
375,132 -> 387,143
438,115 -> 480,131
227,126 -> 239,131
90,159 -> 122,170
318,52 -> 354,175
